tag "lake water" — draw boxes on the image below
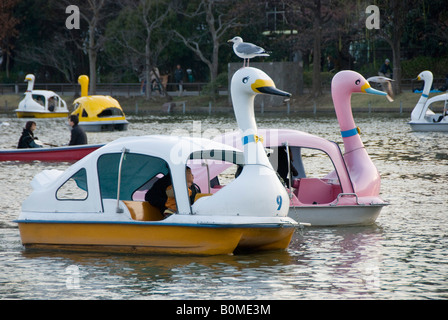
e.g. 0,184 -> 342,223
1,112 -> 447,302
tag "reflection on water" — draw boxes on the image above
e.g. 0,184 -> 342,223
1,113 -> 448,300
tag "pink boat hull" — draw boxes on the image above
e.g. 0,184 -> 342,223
0,144 -> 103,162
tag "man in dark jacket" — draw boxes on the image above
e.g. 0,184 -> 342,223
68,114 -> 87,145
17,121 -> 43,149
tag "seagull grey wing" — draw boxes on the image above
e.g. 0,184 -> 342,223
237,43 -> 268,55
367,76 -> 394,101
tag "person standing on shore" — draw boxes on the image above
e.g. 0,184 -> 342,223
174,64 -> 184,96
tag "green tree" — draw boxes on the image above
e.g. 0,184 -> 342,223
172,0 -> 250,87
0,0 -> 21,79
105,0 -> 172,99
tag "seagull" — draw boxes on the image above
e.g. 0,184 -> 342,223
228,36 -> 269,67
367,76 -> 394,102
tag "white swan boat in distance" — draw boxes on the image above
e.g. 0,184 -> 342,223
409,70 -> 448,132
15,74 -> 69,118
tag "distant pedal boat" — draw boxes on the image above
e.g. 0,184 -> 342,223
71,75 -> 129,132
409,70 -> 448,132
15,74 -> 69,118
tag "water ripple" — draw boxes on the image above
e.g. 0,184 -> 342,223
1,114 -> 448,299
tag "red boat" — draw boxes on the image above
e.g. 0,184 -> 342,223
0,144 -> 103,162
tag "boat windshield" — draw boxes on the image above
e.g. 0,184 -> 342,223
283,146 -> 342,205
32,94 -> 45,106
187,149 -> 244,194
97,107 -> 124,118
97,152 -> 169,201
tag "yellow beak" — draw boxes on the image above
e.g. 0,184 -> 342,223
361,82 -> 387,96
251,79 -> 291,97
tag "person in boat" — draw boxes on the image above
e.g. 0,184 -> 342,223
276,146 -> 298,187
17,121 -> 43,149
68,114 -> 87,146
145,166 -> 200,218
48,97 -> 56,112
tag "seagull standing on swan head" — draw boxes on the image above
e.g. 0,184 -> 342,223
228,36 -> 269,67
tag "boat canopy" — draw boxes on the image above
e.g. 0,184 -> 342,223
72,95 -> 126,122
22,136 -> 243,215
17,90 -> 68,112
203,129 -> 354,194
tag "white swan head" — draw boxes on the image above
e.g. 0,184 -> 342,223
24,74 -> 35,92
416,70 -> 433,82
230,67 -> 291,148
230,67 -> 291,167
231,67 -> 291,100
24,74 -> 35,82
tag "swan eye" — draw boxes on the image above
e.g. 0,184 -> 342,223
242,76 -> 250,84
355,79 -> 360,85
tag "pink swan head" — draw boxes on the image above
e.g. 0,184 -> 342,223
331,71 -> 386,102
331,71 -> 387,134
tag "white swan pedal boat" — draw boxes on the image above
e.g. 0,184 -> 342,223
15,74 -> 69,118
409,71 -> 448,132
15,135 -> 298,255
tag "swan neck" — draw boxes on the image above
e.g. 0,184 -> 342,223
232,93 -> 272,167
26,80 -> 34,92
333,91 -> 356,132
422,76 -> 432,96
411,77 -> 432,120
332,89 -> 365,152
233,95 -> 257,134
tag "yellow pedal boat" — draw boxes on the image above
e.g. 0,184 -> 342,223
71,75 -> 129,132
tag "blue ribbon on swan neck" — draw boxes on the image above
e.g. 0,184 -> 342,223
341,127 -> 360,138
242,134 -> 264,145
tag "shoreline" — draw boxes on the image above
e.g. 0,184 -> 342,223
0,91 -> 428,116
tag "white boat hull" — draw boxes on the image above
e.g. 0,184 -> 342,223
409,122 -> 448,132
288,204 -> 385,226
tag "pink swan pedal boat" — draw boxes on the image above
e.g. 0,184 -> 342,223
194,70 -> 390,226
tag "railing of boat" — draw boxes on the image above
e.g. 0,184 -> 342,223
331,193 -> 362,206
116,147 -> 129,213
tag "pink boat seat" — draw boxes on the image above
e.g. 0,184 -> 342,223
296,178 -> 339,205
